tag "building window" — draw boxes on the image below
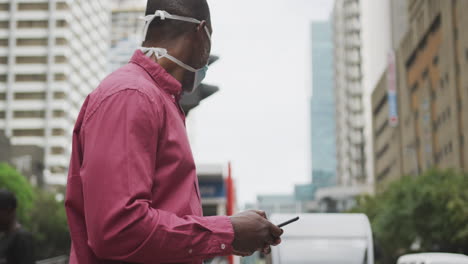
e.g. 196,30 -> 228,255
16,38 -> 48,46
377,165 -> 391,181
54,56 -> 67,63
375,120 -> 389,139
0,111 -> 4,119
0,39 -> 7,47
433,55 -> 439,66
53,92 -> 66,99
14,92 -> 46,100
17,20 -> 48,29
51,147 -> 64,155
56,20 -> 67,28
55,38 -> 68,46
441,110 -> 446,123
54,74 -> 66,81
373,94 -> 388,116
0,21 -> 8,29
13,129 -> 44,137
18,3 -> 48,11
0,93 -> 5,100
50,166 -> 66,174
56,3 -> 68,10
376,144 -> 389,160
411,83 -> 419,94
53,110 -> 65,118
0,3 -> 9,11
16,56 -> 47,64
56,20 -> 68,28
13,110 -> 45,118
52,129 -> 65,136
15,74 -> 47,82
0,57 -> 7,64
422,68 -> 429,79
0,75 -> 6,82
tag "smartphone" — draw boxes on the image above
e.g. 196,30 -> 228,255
277,216 -> 300,228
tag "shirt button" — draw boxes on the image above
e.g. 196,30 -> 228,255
221,244 -> 226,250
188,249 -> 193,254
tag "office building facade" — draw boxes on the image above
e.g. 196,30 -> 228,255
399,0 -> 468,175
0,0 -> 110,185
373,0 -> 468,189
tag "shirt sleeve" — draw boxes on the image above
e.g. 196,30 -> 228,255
80,89 -> 234,263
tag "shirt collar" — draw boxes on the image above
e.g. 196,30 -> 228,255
129,49 -> 183,97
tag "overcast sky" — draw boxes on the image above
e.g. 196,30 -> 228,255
188,0 -> 335,206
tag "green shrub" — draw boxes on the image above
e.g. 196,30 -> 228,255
352,169 -> 468,264
0,163 -> 70,260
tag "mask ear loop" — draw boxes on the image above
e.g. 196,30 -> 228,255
139,47 -> 198,73
140,10 -> 211,44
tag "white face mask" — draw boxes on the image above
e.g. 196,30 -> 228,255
139,10 -> 211,93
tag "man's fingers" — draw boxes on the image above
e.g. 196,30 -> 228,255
269,223 -> 284,237
272,237 -> 282,246
252,210 -> 267,219
262,245 -> 272,255
263,235 -> 274,246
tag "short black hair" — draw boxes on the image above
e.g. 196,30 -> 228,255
144,0 -> 211,44
0,189 -> 17,211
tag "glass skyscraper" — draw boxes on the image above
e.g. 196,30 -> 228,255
311,21 -> 336,186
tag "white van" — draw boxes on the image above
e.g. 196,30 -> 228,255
397,253 -> 468,264
269,213 -> 374,264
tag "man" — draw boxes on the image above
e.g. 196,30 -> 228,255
65,0 -> 283,263
0,189 -> 34,264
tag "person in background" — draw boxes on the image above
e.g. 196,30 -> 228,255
0,189 -> 34,264
65,0 -> 283,263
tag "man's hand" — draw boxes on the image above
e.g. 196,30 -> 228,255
229,210 -> 283,256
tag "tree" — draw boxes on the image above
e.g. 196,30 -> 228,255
29,190 -> 70,260
0,163 -> 34,225
352,169 -> 468,264
0,163 -> 70,260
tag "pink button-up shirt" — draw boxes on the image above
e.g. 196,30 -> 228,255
65,50 -> 234,264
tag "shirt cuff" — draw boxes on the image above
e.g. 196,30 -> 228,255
195,215 -> 235,257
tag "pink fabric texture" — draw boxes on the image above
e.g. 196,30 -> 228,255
65,50 -> 234,264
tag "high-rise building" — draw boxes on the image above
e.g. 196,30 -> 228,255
0,0 -> 110,185
333,0 -> 366,186
311,21 -> 336,187
109,0 -> 146,71
372,0 -> 468,189
333,0 -> 400,190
